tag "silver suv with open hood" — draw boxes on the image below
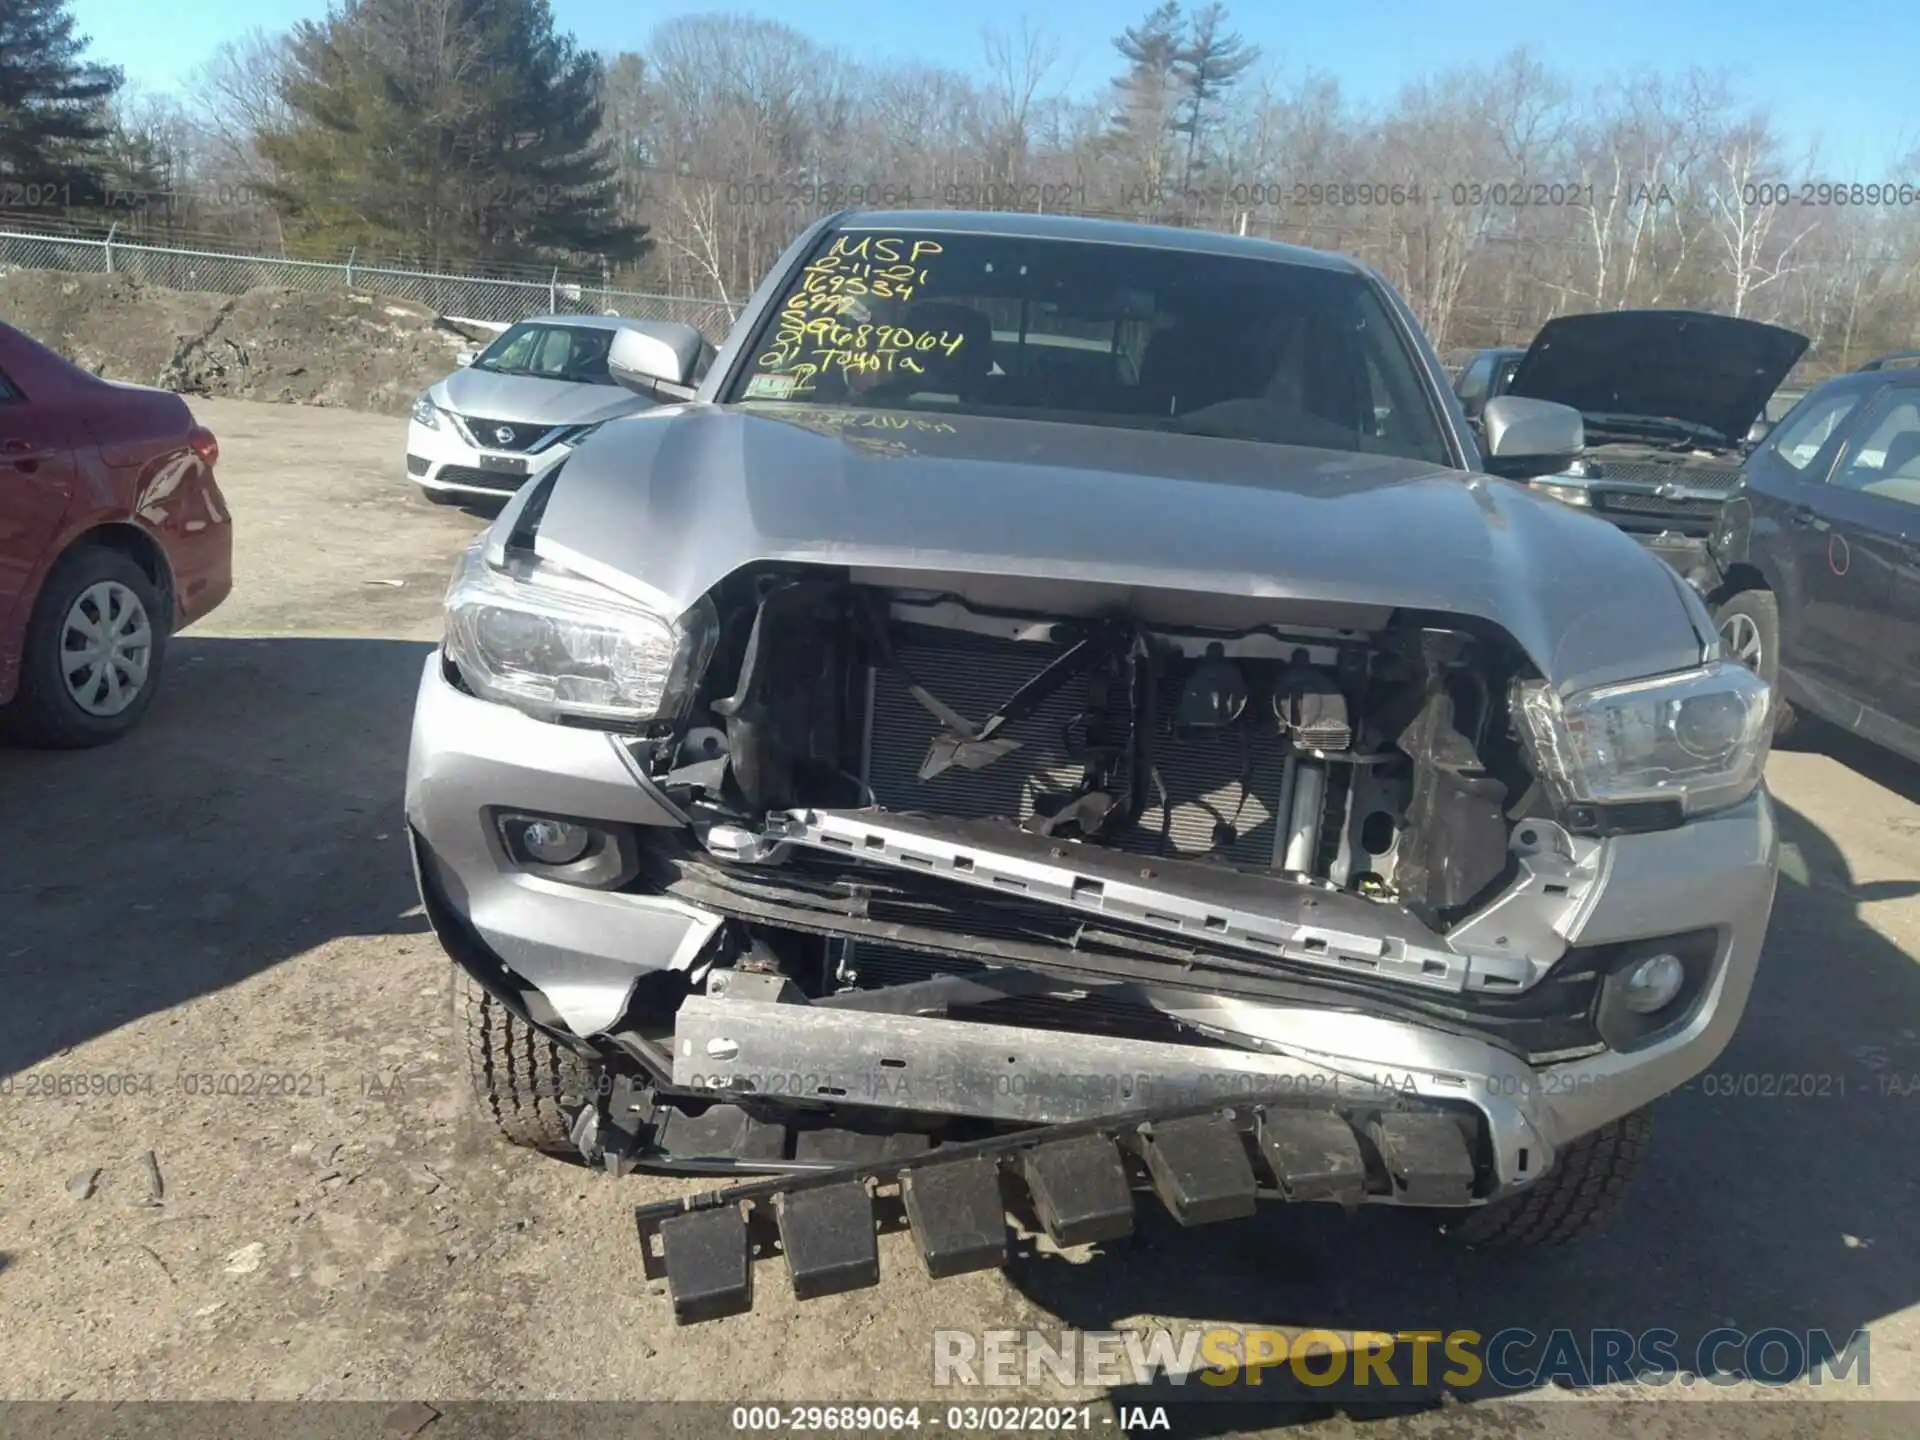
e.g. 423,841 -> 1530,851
404,212 -> 1778,1322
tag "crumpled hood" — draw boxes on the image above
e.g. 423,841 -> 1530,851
432,367 -> 655,428
1508,309 -> 1809,444
530,404 -> 1711,695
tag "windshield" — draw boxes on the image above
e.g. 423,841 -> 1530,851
471,323 -> 619,384
726,228 -> 1453,466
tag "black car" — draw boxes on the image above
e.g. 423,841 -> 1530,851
1709,351 -> 1920,763
1499,310 -> 1810,589
1452,345 -> 1524,420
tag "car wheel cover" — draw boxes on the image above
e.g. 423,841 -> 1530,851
1720,612 -> 1763,673
60,580 -> 152,717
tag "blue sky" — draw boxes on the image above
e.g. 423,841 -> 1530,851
74,0 -> 1919,173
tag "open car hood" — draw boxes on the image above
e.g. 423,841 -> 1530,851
1507,310 -> 1809,445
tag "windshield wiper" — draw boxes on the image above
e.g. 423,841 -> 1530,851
1584,411 -> 1729,446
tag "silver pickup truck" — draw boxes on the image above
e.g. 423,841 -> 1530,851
404,211 -> 1778,1321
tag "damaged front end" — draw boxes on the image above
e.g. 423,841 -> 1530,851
412,528 -> 1772,1320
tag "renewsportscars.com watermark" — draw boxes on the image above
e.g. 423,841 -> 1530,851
932,1326 -> 1872,1392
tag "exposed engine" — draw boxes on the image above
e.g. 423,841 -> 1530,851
645,569 -> 1543,947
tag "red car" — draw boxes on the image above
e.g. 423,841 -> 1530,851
0,322 -> 232,746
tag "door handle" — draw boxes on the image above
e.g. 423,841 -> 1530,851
1787,504 -> 1816,528
2,439 -> 55,463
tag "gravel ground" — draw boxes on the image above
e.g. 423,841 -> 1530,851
1,397 -> 1917,1436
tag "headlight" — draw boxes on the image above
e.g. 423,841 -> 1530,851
412,393 -> 440,429
1528,459 -> 1591,506
443,542 -> 717,726
1517,661 -> 1772,817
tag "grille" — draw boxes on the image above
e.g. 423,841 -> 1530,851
866,628 -> 1294,868
1595,491 -> 1720,521
1593,457 -> 1742,490
455,416 -> 552,453
432,464 -> 530,493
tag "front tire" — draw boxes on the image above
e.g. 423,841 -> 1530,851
455,969 -> 599,1154
1443,1108 -> 1652,1249
1714,587 -> 1798,743
3,545 -> 166,748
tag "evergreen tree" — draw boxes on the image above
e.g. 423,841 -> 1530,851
256,0 -> 647,267
1108,2 -> 1185,199
0,0 -> 123,202
1173,4 -> 1259,192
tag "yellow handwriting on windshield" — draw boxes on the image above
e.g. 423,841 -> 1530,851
753,238 -> 955,392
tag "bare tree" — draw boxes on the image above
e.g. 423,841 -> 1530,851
187,29 -> 292,187
1703,119 -> 1817,318
980,19 -> 1061,191
139,16 -> 1920,370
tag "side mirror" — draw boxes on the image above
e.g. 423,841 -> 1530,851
608,322 -> 709,401
1479,395 -> 1585,479
1744,418 -> 1772,447
455,351 -> 475,368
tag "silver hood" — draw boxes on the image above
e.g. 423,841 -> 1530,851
526,404 -> 1712,696
431,367 -> 655,428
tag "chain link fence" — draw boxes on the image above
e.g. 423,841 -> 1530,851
0,224 -> 737,341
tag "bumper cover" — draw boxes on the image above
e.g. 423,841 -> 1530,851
407,418 -> 576,498
1638,531 -> 1722,596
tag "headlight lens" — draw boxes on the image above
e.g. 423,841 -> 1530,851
412,393 -> 440,429
1518,661 -> 1772,816
443,542 -> 716,726
1528,457 -> 1590,505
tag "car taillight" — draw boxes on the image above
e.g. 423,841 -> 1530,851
188,425 -> 219,469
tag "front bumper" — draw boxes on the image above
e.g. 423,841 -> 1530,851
406,649 -> 1777,1172
1639,531 -> 1722,596
406,417 -> 576,500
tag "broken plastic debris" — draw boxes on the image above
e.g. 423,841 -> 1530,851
383,1401 -> 442,1438
1776,842 -> 1810,886
223,1242 -> 266,1275
66,1167 -> 101,1201
137,1150 -> 165,1206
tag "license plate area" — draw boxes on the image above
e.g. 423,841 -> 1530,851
478,454 -> 529,474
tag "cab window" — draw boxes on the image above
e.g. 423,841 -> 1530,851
1770,389 -> 1864,471
1831,393 -> 1920,508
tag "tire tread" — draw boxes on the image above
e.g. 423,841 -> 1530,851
1450,1108 -> 1652,1249
456,970 -> 592,1153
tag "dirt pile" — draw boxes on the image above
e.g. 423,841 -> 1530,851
0,271 -> 490,417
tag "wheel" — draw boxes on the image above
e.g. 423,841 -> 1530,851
1443,1108 -> 1652,1249
2,545 -> 166,748
455,968 -> 599,1154
1713,588 -> 1797,742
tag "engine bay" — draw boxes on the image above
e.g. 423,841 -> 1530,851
644,567 -> 1548,930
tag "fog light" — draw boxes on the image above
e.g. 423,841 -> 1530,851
503,815 -> 592,866
1622,952 -> 1685,1014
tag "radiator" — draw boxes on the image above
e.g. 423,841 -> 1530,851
845,626 -> 1350,999
863,627 -> 1295,868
